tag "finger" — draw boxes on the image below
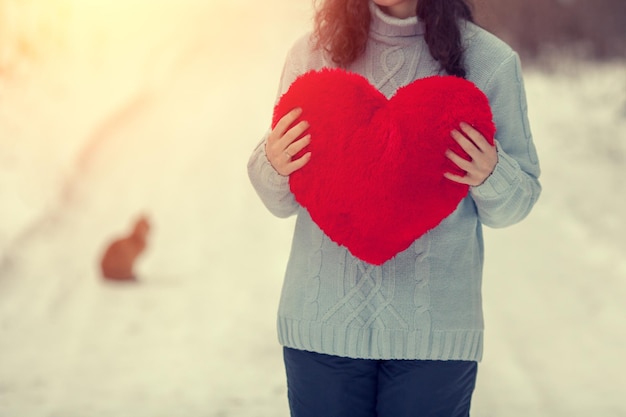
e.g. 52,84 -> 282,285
281,120 -> 310,147
443,171 -> 474,186
284,152 -> 312,176
272,107 -> 303,141
451,129 -> 481,160
445,149 -> 473,171
460,122 -> 491,151
285,134 -> 311,157
443,172 -> 478,185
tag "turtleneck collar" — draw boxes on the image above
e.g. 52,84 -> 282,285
369,1 -> 425,38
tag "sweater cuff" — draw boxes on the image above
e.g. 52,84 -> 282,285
262,149 -> 290,189
471,142 -> 521,199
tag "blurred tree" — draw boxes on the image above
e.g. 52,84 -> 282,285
474,0 -> 626,61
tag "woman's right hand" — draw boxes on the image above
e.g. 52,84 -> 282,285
265,107 -> 312,176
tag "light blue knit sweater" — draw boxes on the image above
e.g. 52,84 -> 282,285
248,2 -> 541,361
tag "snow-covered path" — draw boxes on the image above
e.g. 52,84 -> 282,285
1,2 -> 625,416
474,66 -> 626,417
1,3 -> 303,415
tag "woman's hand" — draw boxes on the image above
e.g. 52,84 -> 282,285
266,107 -> 312,176
444,122 -> 498,186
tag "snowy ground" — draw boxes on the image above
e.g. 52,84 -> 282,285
1,1 -> 625,416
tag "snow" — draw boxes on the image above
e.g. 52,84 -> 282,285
1,1 -> 625,416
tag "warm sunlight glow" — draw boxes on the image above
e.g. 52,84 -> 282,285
0,0 -> 70,70
0,0 -> 227,73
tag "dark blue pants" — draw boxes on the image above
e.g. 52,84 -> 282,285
283,347 -> 477,417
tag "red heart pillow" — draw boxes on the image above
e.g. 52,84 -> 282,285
272,68 -> 495,265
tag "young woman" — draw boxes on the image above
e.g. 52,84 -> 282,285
248,0 -> 541,415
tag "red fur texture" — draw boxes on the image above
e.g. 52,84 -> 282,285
272,69 -> 495,265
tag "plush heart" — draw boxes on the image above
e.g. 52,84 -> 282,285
272,68 -> 495,265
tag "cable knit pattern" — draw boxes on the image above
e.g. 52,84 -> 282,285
302,225 -> 323,321
249,1 -> 541,360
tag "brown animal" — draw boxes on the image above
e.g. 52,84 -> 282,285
100,215 -> 150,282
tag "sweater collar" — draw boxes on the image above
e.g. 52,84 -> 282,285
369,1 -> 425,38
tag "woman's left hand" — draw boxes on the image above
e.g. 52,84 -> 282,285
444,122 -> 498,187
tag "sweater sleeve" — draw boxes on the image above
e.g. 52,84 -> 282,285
246,44 -> 307,218
470,52 -> 542,228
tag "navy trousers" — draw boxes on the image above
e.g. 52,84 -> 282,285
283,347 -> 477,417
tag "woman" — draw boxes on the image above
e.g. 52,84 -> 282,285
248,0 -> 541,415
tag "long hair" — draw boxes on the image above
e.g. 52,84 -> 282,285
313,0 -> 474,78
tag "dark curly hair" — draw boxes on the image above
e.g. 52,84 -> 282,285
313,0 -> 474,78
